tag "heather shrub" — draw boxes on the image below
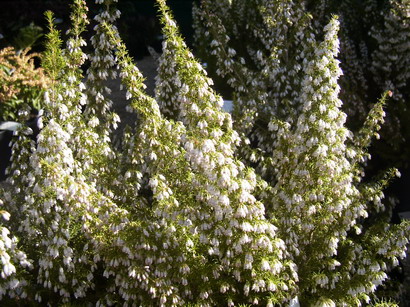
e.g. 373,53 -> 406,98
0,0 -> 409,306
193,0 -> 410,168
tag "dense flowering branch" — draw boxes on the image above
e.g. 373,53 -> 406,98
0,0 -> 408,306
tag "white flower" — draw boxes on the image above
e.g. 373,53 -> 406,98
289,296 -> 300,307
261,259 -> 270,271
235,205 -> 248,218
219,194 -> 230,206
150,152 -> 157,161
241,221 -> 253,232
149,178 -> 158,189
1,211 -> 10,221
202,139 -> 215,153
2,262 -> 16,277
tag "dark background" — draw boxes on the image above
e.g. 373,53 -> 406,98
0,0 -> 194,59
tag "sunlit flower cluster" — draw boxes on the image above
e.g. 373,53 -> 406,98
0,0 -> 409,306
194,1 -> 410,305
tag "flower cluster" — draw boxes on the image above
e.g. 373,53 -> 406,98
195,0 -> 410,305
195,0 -> 316,161
0,197 -> 32,300
195,0 -> 410,173
0,0 -> 409,306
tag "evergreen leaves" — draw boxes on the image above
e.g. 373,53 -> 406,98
0,0 -> 408,306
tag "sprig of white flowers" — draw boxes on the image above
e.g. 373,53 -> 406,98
0,0 -> 408,306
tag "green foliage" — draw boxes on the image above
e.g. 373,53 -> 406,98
12,23 -> 43,51
0,0 -> 409,306
42,11 -> 65,82
193,0 -> 410,304
193,0 -> 410,170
